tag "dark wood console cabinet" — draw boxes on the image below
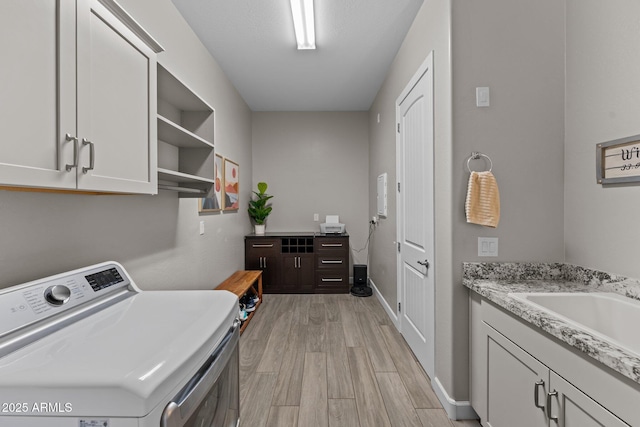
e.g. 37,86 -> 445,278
245,233 -> 349,293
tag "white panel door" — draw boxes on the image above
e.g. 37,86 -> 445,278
0,0 -> 77,189
76,0 -> 157,194
396,52 -> 435,378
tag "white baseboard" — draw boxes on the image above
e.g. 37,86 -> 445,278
368,278 -> 398,327
433,377 -> 479,421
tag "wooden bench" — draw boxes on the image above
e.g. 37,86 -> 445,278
216,270 -> 263,334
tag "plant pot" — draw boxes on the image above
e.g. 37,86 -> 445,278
254,224 -> 266,235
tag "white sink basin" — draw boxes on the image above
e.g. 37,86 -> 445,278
509,292 -> 640,355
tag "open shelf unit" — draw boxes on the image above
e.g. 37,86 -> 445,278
157,63 -> 215,197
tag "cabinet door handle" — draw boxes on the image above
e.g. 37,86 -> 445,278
533,380 -> 545,409
253,244 -> 274,248
321,243 -> 343,247
321,260 -> 343,264
322,278 -> 343,282
259,257 -> 263,269
264,257 -> 267,268
296,257 -> 299,268
65,134 -> 78,172
546,390 -> 558,421
82,138 -> 95,174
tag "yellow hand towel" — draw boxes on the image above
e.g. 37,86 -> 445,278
465,171 -> 500,228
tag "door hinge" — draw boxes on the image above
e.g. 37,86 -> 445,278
397,242 -> 401,252
398,302 -> 401,312
397,123 -> 400,133
397,182 -> 400,192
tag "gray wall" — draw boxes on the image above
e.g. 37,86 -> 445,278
0,0 -> 252,290
564,0 -> 640,278
368,0 -> 565,404
450,0 -> 565,399
251,112 -> 370,266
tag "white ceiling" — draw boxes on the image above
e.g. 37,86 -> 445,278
170,0 -> 424,111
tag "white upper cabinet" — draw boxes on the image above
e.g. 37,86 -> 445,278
0,0 -> 163,194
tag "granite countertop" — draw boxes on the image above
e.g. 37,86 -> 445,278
463,262 -> 640,384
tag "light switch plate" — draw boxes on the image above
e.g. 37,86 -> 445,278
478,237 -> 498,257
476,87 -> 490,107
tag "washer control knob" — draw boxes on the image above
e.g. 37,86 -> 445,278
44,285 -> 71,306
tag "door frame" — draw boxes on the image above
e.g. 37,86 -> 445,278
395,51 -> 435,378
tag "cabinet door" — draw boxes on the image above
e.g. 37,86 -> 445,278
281,254 -> 314,293
76,0 -> 157,194
485,325 -> 548,427
245,239 -> 280,293
280,255 -> 300,293
298,254 -> 315,293
0,0 -> 77,189
549,372 -> 629,427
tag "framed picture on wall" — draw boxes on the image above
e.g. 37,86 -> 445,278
198,154 -> 224,213
223,158 -> 239,211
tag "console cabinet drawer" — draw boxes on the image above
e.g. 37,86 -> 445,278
315,270 -> 349,293
316,256 -> 347,269
315,238 -> 348,254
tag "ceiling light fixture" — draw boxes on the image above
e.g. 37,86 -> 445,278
290,0 -> 316,50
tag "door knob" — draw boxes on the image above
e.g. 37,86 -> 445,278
417,259 -> 430,268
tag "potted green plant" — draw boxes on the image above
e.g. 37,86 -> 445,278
248,182 -> 273,235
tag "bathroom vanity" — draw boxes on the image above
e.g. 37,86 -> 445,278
465,263 -> 640,427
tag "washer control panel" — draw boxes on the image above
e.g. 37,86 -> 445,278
0,263 -> 132,339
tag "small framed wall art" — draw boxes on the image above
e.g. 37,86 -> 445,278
198,154 -> 224,213
223,158 -> 239,210
596,134 -> 640,185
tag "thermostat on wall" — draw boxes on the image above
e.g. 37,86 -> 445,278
377,173 -> 387,217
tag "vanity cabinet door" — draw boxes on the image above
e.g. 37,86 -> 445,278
485,324 -> 549,427
0,0 -> 77,189
549,372 -> 629,427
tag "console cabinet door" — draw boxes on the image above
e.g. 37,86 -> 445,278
0,0 -> 77,189
76,0 -> 157,194
549,372 -> 629,427
245,239 -> 280,293
485,325 -> 549,427
280,255 -> 301,293
281,254 -> 314,293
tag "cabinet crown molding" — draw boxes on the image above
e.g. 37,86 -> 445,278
98,0 -> 164,53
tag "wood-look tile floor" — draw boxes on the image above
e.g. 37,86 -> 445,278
239,293 -> 481,427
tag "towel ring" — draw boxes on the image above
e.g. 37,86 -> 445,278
467,152 -> 493,173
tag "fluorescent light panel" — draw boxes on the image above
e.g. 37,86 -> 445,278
290,0 -> 315,50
